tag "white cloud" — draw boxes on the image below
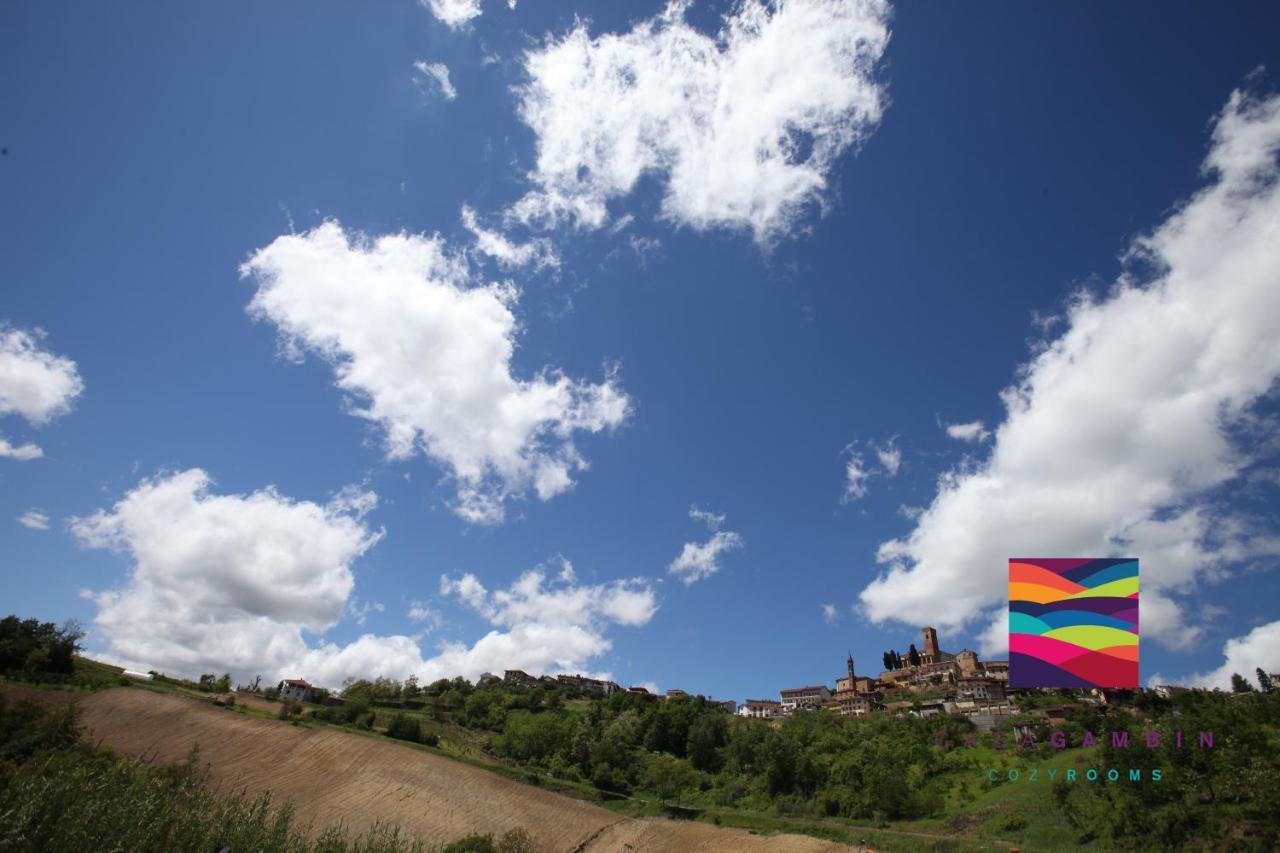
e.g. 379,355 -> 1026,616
0,437 -> 43,461
421,0 -> 481,29
346,598 -> 385,626
0,327 -> 84,426
875,439 -> 901,476
407,601 -> 442,630
688,504 -> 726,530
822,603 -> 838,624
241,221 -> 630,524
72,469 -> 385,682
510,0 -> 891,244
669,506 -> 743,585
461,205 -> 559,270
432,564 -> 658,679
413,60 -> 458,101
860,89 -> 1280,653
842,451 -> 872,501
944,420 -> 990,443
17,510 -> 49,530
1158,620 -> 1280,690
73,468 -> 659,688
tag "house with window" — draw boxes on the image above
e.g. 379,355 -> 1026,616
779,685 -> 831,713
278,678 -> 313,703
737,698 -> 783,719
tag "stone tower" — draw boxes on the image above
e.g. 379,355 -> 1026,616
847,652 -> 855,683
922,626 -> 939,659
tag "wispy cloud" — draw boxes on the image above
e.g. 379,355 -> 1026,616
17,510 -> 50,530
413,60 -> 457,101
669,505 -> 743,585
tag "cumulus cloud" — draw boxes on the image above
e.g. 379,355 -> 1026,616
1157,620 -> 1280,690
241,221 -> 630,524
0,326 -> 83,438
421,0 -> 481,29
16,510 -> 49,530
510,0 -> 891,244
72,468 -> 658,687
944,420 -> 990,443
72,469 -> 385,682
0,437 -> 43,461
669,505 -> 743,584
413,60 -> 457,101
822,603 -> 838,624
461,205 -> 559,270
437,563 -> 657,674
860,88 -> 1280,654
421,562 -> 656,680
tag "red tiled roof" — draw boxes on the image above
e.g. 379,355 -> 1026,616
283,679 -> 312,688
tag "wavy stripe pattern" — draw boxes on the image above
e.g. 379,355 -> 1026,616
1008,557 -> 1138,688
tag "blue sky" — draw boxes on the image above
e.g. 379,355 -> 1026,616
3,0 -> 1279,699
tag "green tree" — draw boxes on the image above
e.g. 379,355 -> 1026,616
0,616 -> 83,676
686,712 -> 727,772
1230,672 -> 1255,693
1256,667 -> 1274,693
643,752 -> 699,805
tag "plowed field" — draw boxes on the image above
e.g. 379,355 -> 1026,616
76,688 -> 854,852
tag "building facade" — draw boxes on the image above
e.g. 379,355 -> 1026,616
780,685 -> 832,712
279,678 -> 313,703
738,698 -> 783,719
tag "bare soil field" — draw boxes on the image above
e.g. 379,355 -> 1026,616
77,688 -> 856,853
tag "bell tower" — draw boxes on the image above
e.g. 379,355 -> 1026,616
847,652 -> 855,682
922,626 -> 939,661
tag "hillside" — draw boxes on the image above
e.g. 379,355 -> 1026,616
77,688 -> 854,853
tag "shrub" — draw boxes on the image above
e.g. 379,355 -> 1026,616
497,827 -> 536,853
386,713 -> 423,744
277,700 -> 302,721
443,833 -> 495,853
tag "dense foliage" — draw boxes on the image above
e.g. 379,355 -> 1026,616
320,672 -> 1280,847
0,616 -> 84,680
1053,689 -> 1280,850
347,677 -> 973,821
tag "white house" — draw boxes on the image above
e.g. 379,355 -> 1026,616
279,678 -> 314,703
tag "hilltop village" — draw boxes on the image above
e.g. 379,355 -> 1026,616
738,626 -> 1013,729
490,626 -> 1023,731
272,624 -> 1158,731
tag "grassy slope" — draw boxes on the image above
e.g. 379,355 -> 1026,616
12,661 -> 1106,851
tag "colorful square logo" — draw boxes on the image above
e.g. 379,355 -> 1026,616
1008,558 -> 1139,689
